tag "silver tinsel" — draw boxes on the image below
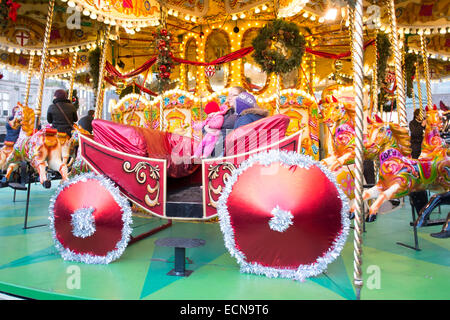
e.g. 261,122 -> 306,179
49,172 -> 133,264
269,206 -> 294,233
217,149 -> 350,282
71,207 -> 96,238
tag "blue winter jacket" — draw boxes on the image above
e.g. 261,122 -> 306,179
233,107 -> 269,130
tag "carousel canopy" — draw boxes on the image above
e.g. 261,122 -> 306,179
0,0 -> 449,90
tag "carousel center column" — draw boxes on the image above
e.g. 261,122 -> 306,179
34,0 -> 56,128
94,27 -> 111,120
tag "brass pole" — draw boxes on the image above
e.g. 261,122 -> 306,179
371,31 -> 379,116
415,59 -> 424,119
388,0 -> 407,127
24,54 -> 35,106
94,27 -> 111,119
68,51 -> 78,101
160,95 -> 164,131
276,74 -> 281,114
34,0 -> 55,128
420,34 -> 433,110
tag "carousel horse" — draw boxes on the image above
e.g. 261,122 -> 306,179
67,124 -> 91,178
355,115 -> 449,221
0,104 -> 22,172
420,104 -> 449,159
315,96 -> 361,201
319,96 -> 357,171
1,103 -> 71,188
0,141 -> 15,172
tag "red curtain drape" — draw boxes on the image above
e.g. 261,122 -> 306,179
132,81 -> 158,96
173,46 -> 254,66
104,39 -> 375,80
105,58 -> 157,79
305,39 -> 376,60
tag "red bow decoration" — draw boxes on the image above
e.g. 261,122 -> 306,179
122,0 -> 133,8
6,0 -> 21,22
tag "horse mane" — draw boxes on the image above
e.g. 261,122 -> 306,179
19,104 -> 35,136
388,122 -> 412,157
342,103 -> 356,120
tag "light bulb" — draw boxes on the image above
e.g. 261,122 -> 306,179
324,8 -> 337,21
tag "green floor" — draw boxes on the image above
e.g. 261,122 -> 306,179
0,182 -> 448,300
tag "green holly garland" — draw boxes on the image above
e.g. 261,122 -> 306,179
0,1 -> 9,29
377,33 -> 391,87
403,36 -> 416,99
252,19 -> 305,75
88,47 -> 101,92
154,27 -> 175,93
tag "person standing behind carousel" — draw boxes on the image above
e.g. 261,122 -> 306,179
47,89 -> 78,137
409,108 -> 428,215
5,107 -> 21,144
409,109 -> 426,158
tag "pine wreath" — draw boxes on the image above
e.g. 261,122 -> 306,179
252,19 -> 305,75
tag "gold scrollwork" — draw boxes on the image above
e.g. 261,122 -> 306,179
207,162 -> 236,208
122,161 -> 161,207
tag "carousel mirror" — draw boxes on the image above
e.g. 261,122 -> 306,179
205,30 -> 230,92
242,29 -> 268,93
282,67 -> 300,89
185,38 -> 197,92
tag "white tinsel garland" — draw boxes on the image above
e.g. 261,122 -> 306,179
217,149 -> 350,282
48,172 -> 133,264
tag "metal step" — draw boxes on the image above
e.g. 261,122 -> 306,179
166,201 -> 203,219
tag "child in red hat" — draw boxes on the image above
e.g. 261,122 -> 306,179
193,101 -> 227,159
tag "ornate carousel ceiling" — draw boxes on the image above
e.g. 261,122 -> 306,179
0,0 -> 449,87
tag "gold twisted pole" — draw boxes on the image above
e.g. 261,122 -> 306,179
371,31 -> 379,116
94,26 -> 111,119
276,74 -> 281,114
420,34 -> 433,110
350,0 -> 365,300
24,54 -> 35,106
35,0 -> 55,128
411,79 -> 417,112
68,51 -> 78,101
160,94 -> 164,131
415,58 -> 424,119
387,0 -> 407,127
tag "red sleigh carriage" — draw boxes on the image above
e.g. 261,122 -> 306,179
49,114 -> 350,281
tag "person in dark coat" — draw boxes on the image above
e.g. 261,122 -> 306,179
409,109 -> 426,159
409,108 -> 428,215
233,92 -> 268,130
210,86 -> 245,157
47,89 -> 78,136
78,110 -> 95,134
4,107 -> 20,143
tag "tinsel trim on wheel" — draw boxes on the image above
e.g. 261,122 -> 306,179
217,150 -> 350,282
48,172 -> 133,264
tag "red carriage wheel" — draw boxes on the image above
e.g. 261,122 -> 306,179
217,150 -> 350,281
49,173 -> 132,264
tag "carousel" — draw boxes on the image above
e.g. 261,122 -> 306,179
0,0 -> 448,301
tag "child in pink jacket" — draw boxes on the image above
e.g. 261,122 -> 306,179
193,101 -> 227,159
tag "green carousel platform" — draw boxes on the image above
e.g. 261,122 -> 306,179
0,182 -> 448,300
